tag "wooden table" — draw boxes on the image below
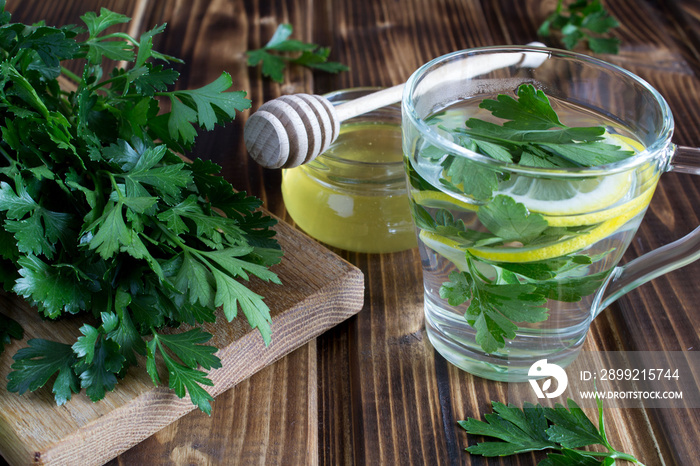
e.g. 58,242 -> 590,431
2,0 -> 699,464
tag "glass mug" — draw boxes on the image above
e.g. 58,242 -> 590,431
401,46 -> 700,381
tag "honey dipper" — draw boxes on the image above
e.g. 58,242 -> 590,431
244,43 -> 546,169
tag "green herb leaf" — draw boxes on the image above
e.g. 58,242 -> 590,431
459,402 -> 557,456
479,85 -> 564,130
437,245 -> 617,353
81,8 -> 131,37
440,156 -> 499,201
539,448 -> 606,466
164,72 -> 250,147
460,397 -> 645,465
458,84 -> 633,168
74,331 -> 126,402
477,195 -> 549,243
13,255 -> 92,317
247,23 -> 348,82
148,329 -> 221,415
539,0 -> 621,54
440,263 -> 549,354
544,399 -> 607,449
6,339 -> 80,405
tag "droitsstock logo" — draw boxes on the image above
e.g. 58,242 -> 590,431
528,359 -> 568,399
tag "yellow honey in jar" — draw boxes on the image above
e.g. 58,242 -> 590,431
281,89 -> 416,253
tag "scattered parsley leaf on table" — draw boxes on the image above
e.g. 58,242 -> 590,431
460,398 -> 646,465
0,6 -> 282,414
247,23 -> 348,82
538,0 -> 621,54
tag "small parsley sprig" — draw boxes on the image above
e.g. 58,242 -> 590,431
462,84 -> 632,167
440,84 -> 632,202
246,23 -> 348,83
0,6 -> 282,414
539,0 -> 621,54
460,397 -> 645,465
411,204 -> 608,353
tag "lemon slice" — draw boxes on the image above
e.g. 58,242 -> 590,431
495,171 -> 633,216
542,169 -> 658,227
469,186 -> 655,263
419,230 -> 470,271
419,184 -> 655,265
495,132 -> 645,216
413,172 -> 652,228
414,133 -> 652,234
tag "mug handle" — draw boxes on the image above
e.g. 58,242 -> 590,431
592,145 -> 700,316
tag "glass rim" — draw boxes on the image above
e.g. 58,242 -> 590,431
402,45 -> 675,177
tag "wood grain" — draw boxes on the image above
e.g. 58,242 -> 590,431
2,1 -> 700,465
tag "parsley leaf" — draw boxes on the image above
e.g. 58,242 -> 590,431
247,23 -> 348,82
440,155 -> 499,201
538,0 -> 621,54
544,399 -> 607,448
1,7 -> 282,413
165,72 -> 250,144
6,339 -> 80,405
460,398 -> 645,465
437,231 -> 612,353
441,258 -> 549,354
147,329 -> 221,415
460,84 -> 633,168
459,402 -> 557,455
74,330 -> 126,402
477,195 -> 549,243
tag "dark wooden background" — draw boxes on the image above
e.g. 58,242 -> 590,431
3,0 -> 699,464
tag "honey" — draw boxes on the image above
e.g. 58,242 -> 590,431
281,88 -> 416,253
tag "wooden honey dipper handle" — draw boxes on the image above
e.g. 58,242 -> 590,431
243,84 -> 404,169
244,44 -> 546,169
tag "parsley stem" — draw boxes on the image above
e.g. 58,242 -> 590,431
88,75 -> 125,94
465,251 -> 492,283
60,66 -> 81,84
97,32 -> 139,46
154,222 -> 202,259
579,449 -> 645,465
0,145 -> 15,165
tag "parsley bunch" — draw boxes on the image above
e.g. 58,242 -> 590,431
539,0 -> 621,54
460,397 -> 645,465
247,23 -> 348,83
0,6 -> 282,414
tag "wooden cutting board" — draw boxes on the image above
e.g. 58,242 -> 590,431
0,218 -> 364,466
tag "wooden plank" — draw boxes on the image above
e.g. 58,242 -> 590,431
0,218 -> 364,466
108,341 -> 318,465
